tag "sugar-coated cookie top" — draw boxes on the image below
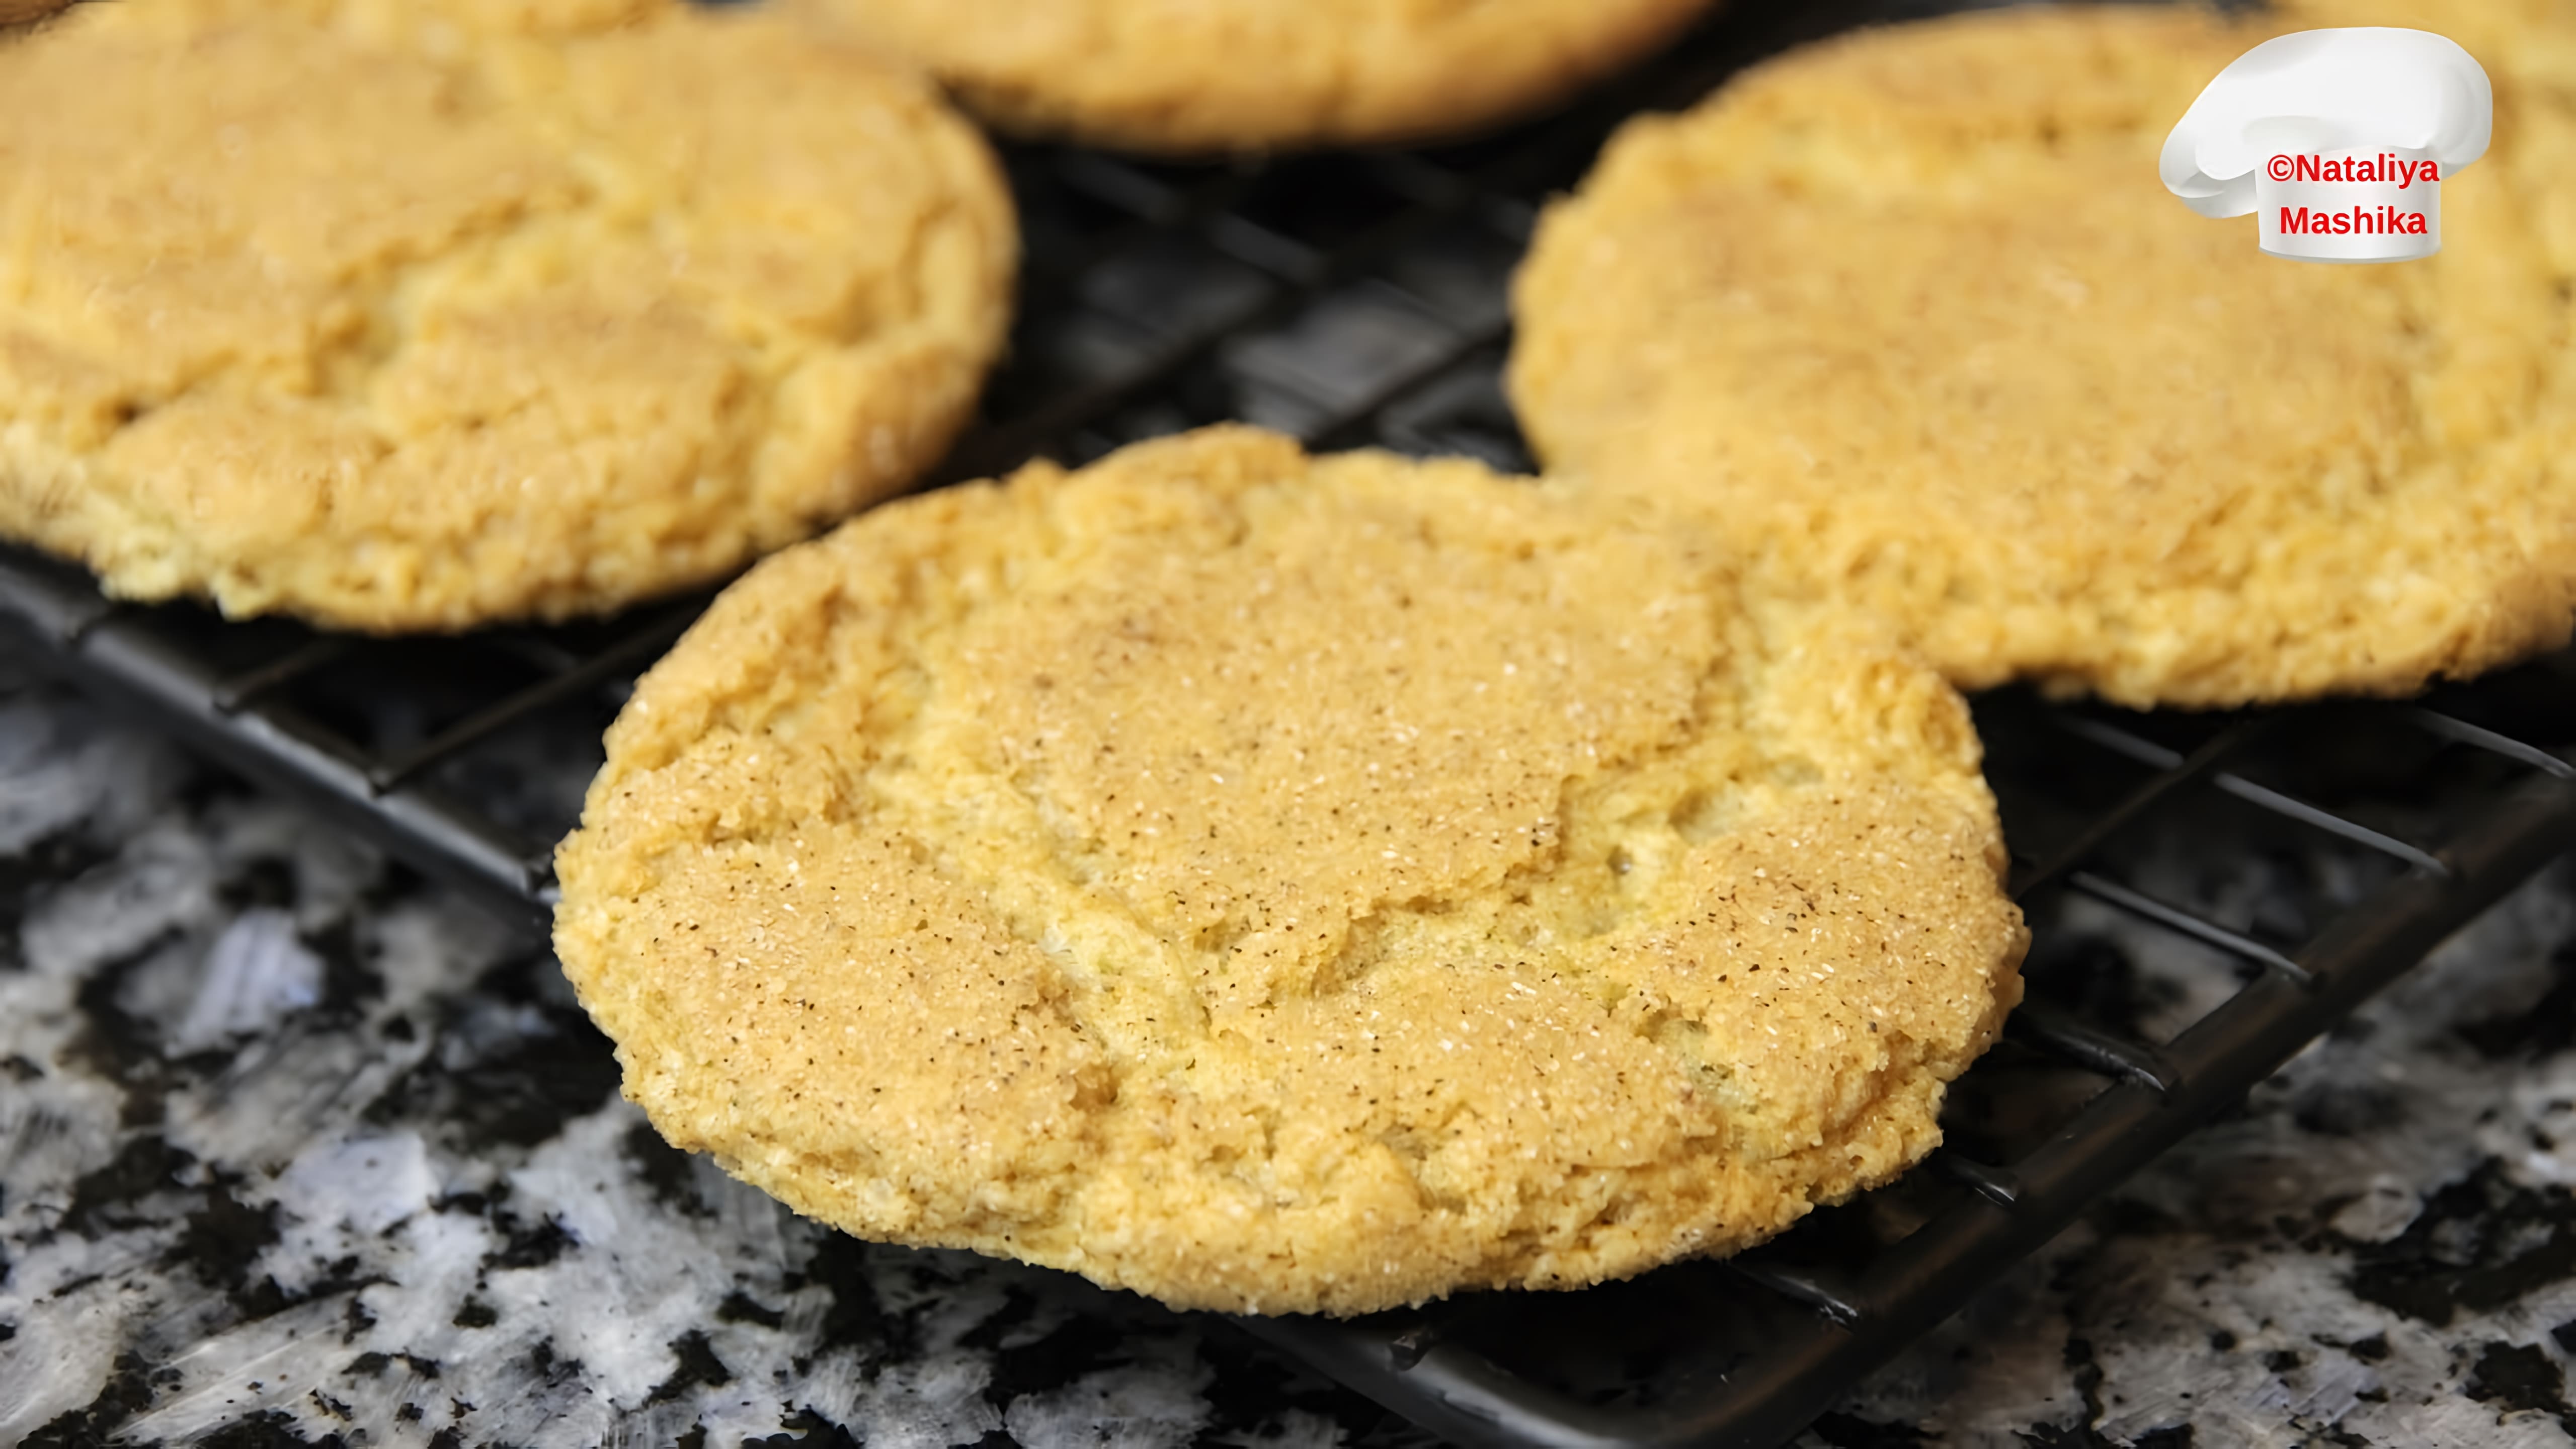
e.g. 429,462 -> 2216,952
0,0 -> 1014,630
790,0 -> 1719,152
1510,1 -> 2576,707
554,426 -> 2026,1316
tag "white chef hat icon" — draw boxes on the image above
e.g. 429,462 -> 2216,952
2160,28 -> 2491,262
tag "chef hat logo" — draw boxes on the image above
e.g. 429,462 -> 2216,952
2160,28 -> 2491,262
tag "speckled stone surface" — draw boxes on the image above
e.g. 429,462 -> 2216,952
5,636 -> 2576,1447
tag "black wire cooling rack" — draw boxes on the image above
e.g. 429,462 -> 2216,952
7,2 -> 2576,1444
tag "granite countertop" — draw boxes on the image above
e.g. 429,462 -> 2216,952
7,640 -> 2576,1449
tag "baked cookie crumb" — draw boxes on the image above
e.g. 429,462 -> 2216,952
0,0 -> 1014,630
554,425 -> 2026,1316
790,0 -> 1721,153
1509,2 -> 2576,707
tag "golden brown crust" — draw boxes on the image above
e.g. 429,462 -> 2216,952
0,1 -> 71,28
553,425 -> 2026,1316
1508,3 -> 2576,708
790,0 -> 1721,153
0,0 -> 1015,631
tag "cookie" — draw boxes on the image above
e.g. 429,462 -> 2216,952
788,0 -> 1720,153
0,2 -> 71,27
552,425 -> 2026,1316
0,0 -> 1015,631
1508,3 -> 2576,708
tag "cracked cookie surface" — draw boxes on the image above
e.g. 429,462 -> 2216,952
787,0 -> 1718,153
1508,2 -> 2576,708
552,425 -> 2026,1316
0,0 -> 1014,630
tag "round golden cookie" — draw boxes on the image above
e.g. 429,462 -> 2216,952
552,425 -> 2026,1317
789,0 -> 1720,153
0,0 -> 1015,631
1508,3 -> 2576,709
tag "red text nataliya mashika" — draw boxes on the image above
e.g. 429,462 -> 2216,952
2264,152 -> 2444,187
2276,204 -> 2434,236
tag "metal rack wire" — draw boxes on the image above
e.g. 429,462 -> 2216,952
5,2 -> 2576,1444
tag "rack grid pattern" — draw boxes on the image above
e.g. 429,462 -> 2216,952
6,3 -> 2576,1444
